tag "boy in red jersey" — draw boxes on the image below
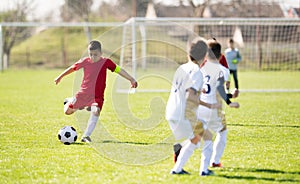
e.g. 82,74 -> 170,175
55,40 -> 137,142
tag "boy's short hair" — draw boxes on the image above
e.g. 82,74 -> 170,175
229,38 -> 234,43
207,39 -> 221,60
189,39 -> 208,63
89,40 -> 102,51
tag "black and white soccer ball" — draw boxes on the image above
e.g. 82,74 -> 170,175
58,126 -> 77,145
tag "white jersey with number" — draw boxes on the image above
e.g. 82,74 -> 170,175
166,61 -> 203,121
200,61 -> 225,104
197,60 -> 227,132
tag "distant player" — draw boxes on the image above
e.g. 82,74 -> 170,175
197,39 -> 239,176
225,38 -> 242,91
54,40 -> 137,142
166,38 -> 220,175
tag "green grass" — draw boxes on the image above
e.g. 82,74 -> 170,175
238,71 -> 300,90
0,70 -> 300,183
10,26 -> 189,69
10,27 -> 112,67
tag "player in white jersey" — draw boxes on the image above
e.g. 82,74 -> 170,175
197,39 -> 239,176
166,38 -> 220,175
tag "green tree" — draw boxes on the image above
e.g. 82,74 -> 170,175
96,0 -> 150,21
0,1 -> 33,69
61,0 -> 93,42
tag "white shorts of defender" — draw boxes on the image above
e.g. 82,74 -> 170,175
197,106 -> 225,133
168,119 -> 195,141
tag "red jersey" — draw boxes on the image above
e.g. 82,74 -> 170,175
71,57 -> 117,109
201,54 -> 229,69
219,54 -> 228,68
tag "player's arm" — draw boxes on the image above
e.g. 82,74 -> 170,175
236,50 -> 242,61
227,88 -> 239,99
232,50 -> 242,64
226,81 -> 230,91
54,66 -> 75,85
217,77 -> 239,108
115,65 -> 138,88
187,88 -> 220,109
227,93 -> 233,98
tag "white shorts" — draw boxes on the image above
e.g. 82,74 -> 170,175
197,106 -> 226,133
168,119 -> 194,141
168,118 -> 206,141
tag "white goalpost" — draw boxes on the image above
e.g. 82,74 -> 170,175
0,25 -> 2,72
116,17 -> 300,93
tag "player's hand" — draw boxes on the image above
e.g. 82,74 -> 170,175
232,88 -> 239,98
54,77 -> 61,85
229,102 -> 240,108
131,79 -> 138,88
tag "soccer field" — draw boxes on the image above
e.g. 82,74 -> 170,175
0,69 -> 299,183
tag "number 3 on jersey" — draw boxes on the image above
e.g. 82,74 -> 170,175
203,75 -> 211,94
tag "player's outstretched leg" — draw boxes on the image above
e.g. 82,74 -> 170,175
211,129 -> 228,167
64,97 -> 77,115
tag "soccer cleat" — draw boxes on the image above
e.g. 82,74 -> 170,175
64,97 -> 76,106
212,162 -> 223,168
181,169 -> 190,174
81,136 -> 92,143
64,97 -> 73,105
63,99 -> 71,113
170,169 -> 190,175
173,143 -> 182,163
200,169 -> 214,176
64,98 -> 74,109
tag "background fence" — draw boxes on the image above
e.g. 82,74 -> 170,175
0,18 -> 299,71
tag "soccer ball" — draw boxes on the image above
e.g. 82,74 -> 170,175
58,126 -> 77,145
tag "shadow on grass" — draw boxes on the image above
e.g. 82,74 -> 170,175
70,140 -> 172,146
216,167 -> 300,183
229,124 -> 300,128
71,142 -> 85,145
101,140 -> 172,146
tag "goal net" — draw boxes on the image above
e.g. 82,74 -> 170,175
116,17 -> 300,93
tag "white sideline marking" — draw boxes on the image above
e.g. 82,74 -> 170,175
116,89 -> 300,93
241,89 -> 300,93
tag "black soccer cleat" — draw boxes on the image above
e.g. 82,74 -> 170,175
200,169 -> 214,176
86,106 -> 91,111
63,98 -> 68,105
170,169 -> 190,175
173,143 -> 182,163
81,136 -> 92,143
